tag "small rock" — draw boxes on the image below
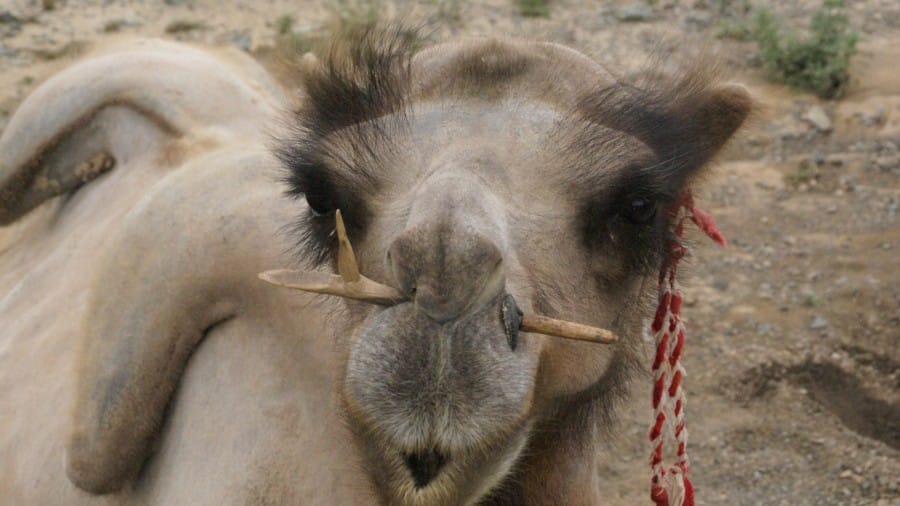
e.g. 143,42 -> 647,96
825,154 -> 845,167
810,315 -> 829,330
685,10 -> 713,26
227,30 -> 251,51
803,105 -> 833,133
616,4 -> 654,22
755,323 -> 772,335
774,113 -> 808,140
856,108 -> 885,127
0,10 -> 22,37
876,156 -> 899,171
0,11 -> 20,25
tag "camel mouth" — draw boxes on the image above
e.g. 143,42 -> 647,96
402,449 -> 449,489
343,295 -> 539,502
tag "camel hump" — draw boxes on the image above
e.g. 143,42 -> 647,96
0,38 -> 285,226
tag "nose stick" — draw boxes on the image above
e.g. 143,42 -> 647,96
258,210 -> 618,345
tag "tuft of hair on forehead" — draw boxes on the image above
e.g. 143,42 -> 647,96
274,25 -> 424,266
576,57 -> 753,191
292,25 -> 420,138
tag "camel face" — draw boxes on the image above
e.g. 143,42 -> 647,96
336,107 -> 655,502
276,32 -> 752,504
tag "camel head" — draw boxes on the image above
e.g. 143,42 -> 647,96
272,29 -> 752,505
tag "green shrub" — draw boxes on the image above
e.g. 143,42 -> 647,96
753,0 -> 858,99
276,15 -> 294,36
329,0 -> 383,34
516,0 -> 549,18
717,17 -> 755,41
435,0 -> 464,23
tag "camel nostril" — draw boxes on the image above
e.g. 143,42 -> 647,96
501,294 -> 524,351
402,449 -> 448,489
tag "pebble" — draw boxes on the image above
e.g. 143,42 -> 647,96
616,4 -> 655,22
856,108 -> 885,127
685,10 -> 713,26
803,105 -> 833,133
810,316 -> 829,330
227,30 -> 251,51
0,10 -> 23,38
0,11 -> 20,25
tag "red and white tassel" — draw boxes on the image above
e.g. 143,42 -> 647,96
649,192 -> 725,506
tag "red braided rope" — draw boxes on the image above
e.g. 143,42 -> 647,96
649,192 -> 725,506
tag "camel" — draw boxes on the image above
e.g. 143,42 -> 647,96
0,29 -> 751,505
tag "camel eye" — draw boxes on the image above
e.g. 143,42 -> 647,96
622,195 -> 657,225
305,192 -> 334,217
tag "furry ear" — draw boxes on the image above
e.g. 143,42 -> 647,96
579,71 -> 753,181
652,82 -> 753,167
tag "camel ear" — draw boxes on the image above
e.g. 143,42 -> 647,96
652,82 -> 753,168
699,83 -> 753,141
580,74 -> 753,182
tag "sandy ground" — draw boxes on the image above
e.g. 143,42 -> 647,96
0,1 -> 897,504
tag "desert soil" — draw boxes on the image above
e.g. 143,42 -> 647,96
0,0 -> 897,505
